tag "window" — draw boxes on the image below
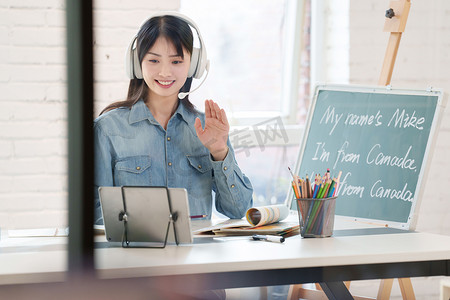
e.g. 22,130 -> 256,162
180,0 -> 310,125
180,0 -> 312,206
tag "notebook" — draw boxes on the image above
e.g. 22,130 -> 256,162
98,186 -> 193,246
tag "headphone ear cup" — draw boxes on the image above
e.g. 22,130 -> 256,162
133,49 -> 143,79
192,46 -> 208,79
195,53 -> 208,79
125,36 -> 143,79
125,37 -> 135,79
188,47 -> 200,78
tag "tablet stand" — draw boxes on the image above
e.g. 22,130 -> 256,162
118,186 -> 179,248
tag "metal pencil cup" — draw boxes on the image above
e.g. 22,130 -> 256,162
296,197 -> 337,238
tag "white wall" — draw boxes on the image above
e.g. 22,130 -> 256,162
311,0 -> 350,86
0,0 -> 180,229
0,0 -> 68,229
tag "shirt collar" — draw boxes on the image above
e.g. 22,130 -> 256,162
128,99 -> 198,127
174,100 -> 198,127
129,100 -> 154,124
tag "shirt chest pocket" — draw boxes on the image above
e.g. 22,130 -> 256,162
114,156 -> 152,186
186,154 -> 213,174
185,154 -> 213,196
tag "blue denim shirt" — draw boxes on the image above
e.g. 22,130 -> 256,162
94,99 -> 253,225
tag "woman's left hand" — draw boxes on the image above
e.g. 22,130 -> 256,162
195,99 -> 230,161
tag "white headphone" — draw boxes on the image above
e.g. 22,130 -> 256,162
125,11 -> 209,80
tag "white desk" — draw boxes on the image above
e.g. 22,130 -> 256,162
1,218 -> 450,298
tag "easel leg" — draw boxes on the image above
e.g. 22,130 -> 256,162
398,278 -> 415,300
378,32 -> 402,86
377,279 -> 394,300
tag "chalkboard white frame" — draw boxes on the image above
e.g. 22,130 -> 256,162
287,84 -> 446,230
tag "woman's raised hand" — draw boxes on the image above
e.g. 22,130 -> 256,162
194,99 -> 230,161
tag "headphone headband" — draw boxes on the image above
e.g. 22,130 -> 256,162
125,11 -> 209,80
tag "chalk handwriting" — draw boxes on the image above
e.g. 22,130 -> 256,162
320,106 -> 343,135
333,141 -> 360,169
370,180 -> 414,202
312,142 -> 330,162
387,109 -> 425,130
366,144 -> 416,171
337,172 -> 364,198
344,110 -> 383,127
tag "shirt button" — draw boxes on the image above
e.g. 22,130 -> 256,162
168,162 -> 172,166
231,184 -> 235,188
167,137 -> 171,141
223,166 -> 228,171
198,165 -> 202,169
136,166 -> 141,170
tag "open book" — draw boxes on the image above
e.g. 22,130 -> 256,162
194,204 -> 299,236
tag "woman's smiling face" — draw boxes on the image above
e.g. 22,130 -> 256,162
141,37 -> 191,101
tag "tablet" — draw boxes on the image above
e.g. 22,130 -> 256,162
98,186 -> 193,246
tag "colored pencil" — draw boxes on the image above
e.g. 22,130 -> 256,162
305,175 -> 311,198
334,171 -> 342,196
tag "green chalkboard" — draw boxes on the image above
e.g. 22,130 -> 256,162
289,85 -> 445,229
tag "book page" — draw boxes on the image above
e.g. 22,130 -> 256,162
193,205 -> 292,236
246,204 -> 289,227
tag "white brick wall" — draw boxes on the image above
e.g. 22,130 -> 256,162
1,0 -> 67,229
0,0 -> 180,230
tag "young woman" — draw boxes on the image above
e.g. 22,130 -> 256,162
94,12 -> 253,225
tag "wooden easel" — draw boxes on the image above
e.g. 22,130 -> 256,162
288,1 -> 416,299
379,0 -> 411,85
377,0 -> 415,299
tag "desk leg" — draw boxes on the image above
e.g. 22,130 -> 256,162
319,282 -> 354,300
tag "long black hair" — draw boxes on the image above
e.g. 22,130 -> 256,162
100,15 -> 195,115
